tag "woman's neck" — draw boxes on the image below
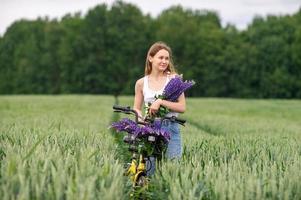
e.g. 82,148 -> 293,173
149,70 -> 166,80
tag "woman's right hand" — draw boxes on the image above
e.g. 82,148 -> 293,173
148,99 -> 162,116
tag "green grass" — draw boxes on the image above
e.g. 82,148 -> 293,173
1,95 -> 300,200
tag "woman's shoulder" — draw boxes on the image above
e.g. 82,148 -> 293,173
135,77 -> 145,88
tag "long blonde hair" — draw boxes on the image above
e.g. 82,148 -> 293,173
144,41 -> 176,75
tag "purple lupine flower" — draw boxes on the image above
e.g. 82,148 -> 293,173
158,128 -> 171,141
111,118 -> 171,142
162,76 -> 195,102
111,118 -> 139,134
150,119 -> 171,141
134,125 -> 153,137
139,123 -> 171,142
145,75 -> 195,118
160,129 -> 171,141
152,119 -> 162,130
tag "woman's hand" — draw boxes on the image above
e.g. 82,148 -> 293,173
149,99 -> 162,116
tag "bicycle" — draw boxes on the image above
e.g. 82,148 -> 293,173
112,105 -> 186,189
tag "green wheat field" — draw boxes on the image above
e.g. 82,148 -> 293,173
1,95 -> 300,200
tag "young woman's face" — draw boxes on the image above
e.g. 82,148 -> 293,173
150,49 -> 170,72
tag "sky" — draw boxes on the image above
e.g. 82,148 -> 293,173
1,0 -> 300,36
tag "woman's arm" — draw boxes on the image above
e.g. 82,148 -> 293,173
148,73 -> 186,116
161,93 -> 186,112
148,93 -> 186,116
133,78 -> 144,118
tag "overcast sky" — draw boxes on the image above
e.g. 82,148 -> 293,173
1,0 -> 300,36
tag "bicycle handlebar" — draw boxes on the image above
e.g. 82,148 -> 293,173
113,105 -> 131,112
113,105 -> 186,126
113,105 -> 139,123
161,116 -> 186,126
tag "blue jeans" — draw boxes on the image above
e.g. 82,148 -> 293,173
146,120 -> 182,176
162,120 -> 182,159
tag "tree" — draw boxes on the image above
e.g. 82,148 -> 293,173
103,1 -> 149,102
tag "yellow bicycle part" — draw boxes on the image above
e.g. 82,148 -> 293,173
124,159 -> 137,182
134,171 -> 148,187
125,154 -> 148,187
137,154 -> 146,172
133,154 -> 148,187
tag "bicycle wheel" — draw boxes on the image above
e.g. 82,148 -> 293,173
136,174 -> 148,187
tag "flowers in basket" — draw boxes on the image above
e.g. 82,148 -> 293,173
145,75 -> 195,119
110,118 -> 171,156
110,118 -> 171,142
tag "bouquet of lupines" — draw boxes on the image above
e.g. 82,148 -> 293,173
111,118 -> 171,142
145,75 -> 195,119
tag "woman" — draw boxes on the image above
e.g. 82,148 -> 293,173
133,41 -> 186,161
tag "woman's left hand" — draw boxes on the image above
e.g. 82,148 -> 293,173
149,99 -> 162,116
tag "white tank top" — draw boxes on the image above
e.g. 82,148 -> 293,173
143,75 -> 179,117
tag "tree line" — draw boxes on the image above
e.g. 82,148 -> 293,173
0,1 -> 301,98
